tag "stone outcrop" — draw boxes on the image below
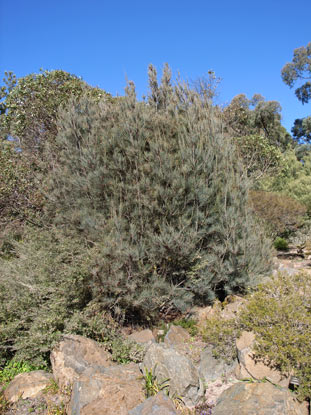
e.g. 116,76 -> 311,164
164,324 -> 191,347
199,346 -> 238,384
236,331 -> 290,387
128,329 -> 156,344
142,342 -> 205,407
213,381 -> 308,415
128,391 -> 177,415
4,370 -> 53,403
3,327 -> 309,415
68,363 -> 145,415
50,334 -> 113,389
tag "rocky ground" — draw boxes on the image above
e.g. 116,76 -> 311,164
1,250 -> 310,415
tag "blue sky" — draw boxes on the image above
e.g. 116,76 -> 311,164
0,0 -> 310,133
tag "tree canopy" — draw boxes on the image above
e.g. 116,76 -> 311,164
281,42 -> 311,142
223,93 -> 292,150
0,69 -> 112,158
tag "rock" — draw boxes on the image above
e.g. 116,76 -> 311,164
236,331 -> 289,387
277,265 -> 300,276
220,296 -> 246,320
199,346 -> 238,384
213,381 -> 308,415
162,324 -> 206,365
4,370 -> 53,403
68,363 -> 145,415
204,378 -> 238,408
50,334 -> 113,389
128,392 -> 177,415
192,304 -> 219,325
142,342 -> 204,407
164,325 -> 191,347
128,329 -> 156,344
193,296 -> 246,326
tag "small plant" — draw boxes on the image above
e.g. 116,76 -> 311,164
173,318 -> 198,337
141,366 -> 170,398
46,402 -> 66,415
0,360 -> 44,386
108,338 -> 145,364
156,322 -> 170,343
0,392 -> 10,415
43,379 -> 59,395
273,236 -> 289,251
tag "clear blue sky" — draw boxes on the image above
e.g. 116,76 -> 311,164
0,0 -> 310,133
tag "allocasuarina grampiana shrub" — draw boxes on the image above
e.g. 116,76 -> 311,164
47,64 -> 272,321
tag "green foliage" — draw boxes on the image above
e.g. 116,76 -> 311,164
173,318 -> 198,337
0,226 -> 92,366
0,141 -> 43,241
233,134 -> 282,181
0,360 -> 44,385
200,315 -> 240,363
260,147 -> 311,212
201,271 -> 311,401
45,64 -> 272,322
292,117 -> 311,143
107,338 -> 145,364
0,226 -> 146,366
0,69 -> 111,158
240,272 -> 311,401
249,190 -> 307,237
141,366 -> 170,398
273,237 -> 289,251
223,93 -> 293,150
281,42 -> 311,105
281,42 -> 311,142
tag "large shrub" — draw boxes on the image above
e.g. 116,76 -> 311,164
249,190 -> 307,237
45,65 -> 272,322
260,147 -> 311,212
0,141 -> 44,258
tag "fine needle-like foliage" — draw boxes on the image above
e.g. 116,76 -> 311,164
45,64 -> 272,322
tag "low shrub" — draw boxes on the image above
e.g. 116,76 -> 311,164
273,237 -> 289,251
240,271 -> 311,401
201,271 -> 311,401
200,316 -> 240,363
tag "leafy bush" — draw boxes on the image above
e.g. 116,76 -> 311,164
240,271 -> 311,401
273,237 -> 289,251
173,318 -> 198,337
249,190 -> 307,237
45,64 -> 272,322
260,147 -> 311,212
0,226 -> 142,367
233,134 -> 282,181
201,271 -> 311,401
0,142 -> 44,254
200,315 -> 240,363
0,360 -> 44,385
